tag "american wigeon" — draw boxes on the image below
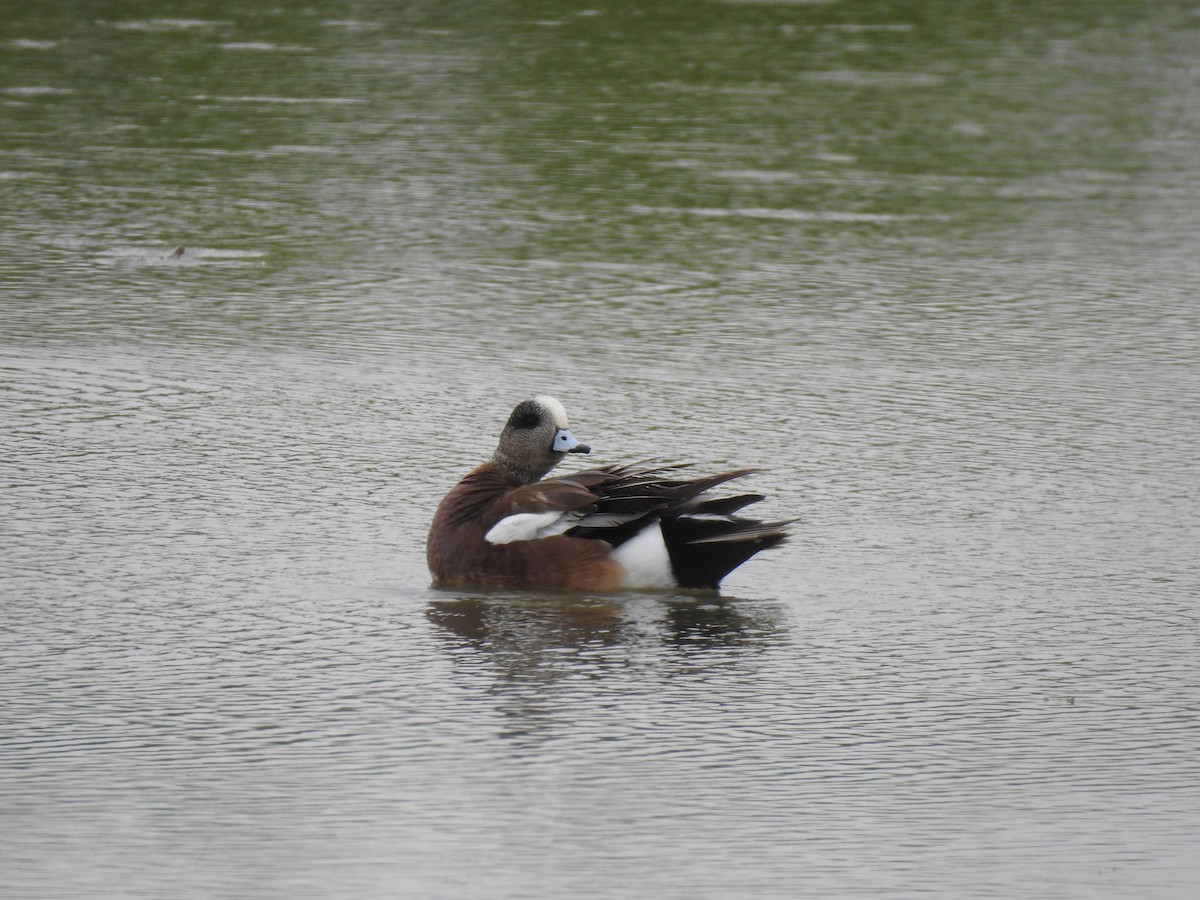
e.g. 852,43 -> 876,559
426,396 -> 789,592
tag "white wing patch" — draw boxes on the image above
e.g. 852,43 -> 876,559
612,522 -> 677,588
485,511 -> 574,545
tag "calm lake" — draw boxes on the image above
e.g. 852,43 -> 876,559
3,1 -> 1198,897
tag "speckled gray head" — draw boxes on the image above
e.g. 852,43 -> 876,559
490,395 -> 591,483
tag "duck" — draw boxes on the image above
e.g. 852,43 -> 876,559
426,395 -> 790,592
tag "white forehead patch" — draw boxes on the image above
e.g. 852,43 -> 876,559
533,395 -> 570,429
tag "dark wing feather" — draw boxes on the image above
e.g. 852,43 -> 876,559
557,465 -> 791,587
689,493 -> 766,515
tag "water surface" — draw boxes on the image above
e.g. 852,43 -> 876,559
3,2 -> 1199,897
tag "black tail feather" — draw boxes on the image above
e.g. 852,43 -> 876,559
660,516 -> 789,590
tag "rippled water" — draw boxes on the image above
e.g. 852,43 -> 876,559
3,2 -> 1199,898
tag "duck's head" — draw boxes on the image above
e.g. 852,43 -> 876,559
490,395 -> 591,483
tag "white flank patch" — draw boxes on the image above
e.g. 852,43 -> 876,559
485,511 -> 570,545
533,394 -> 570,429
612,523 -> 677,588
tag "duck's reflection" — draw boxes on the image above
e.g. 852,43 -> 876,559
427,591 -> 784,659
660,597 -> 776,649
426,592 -> 786,742
427,592 -> 622,648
